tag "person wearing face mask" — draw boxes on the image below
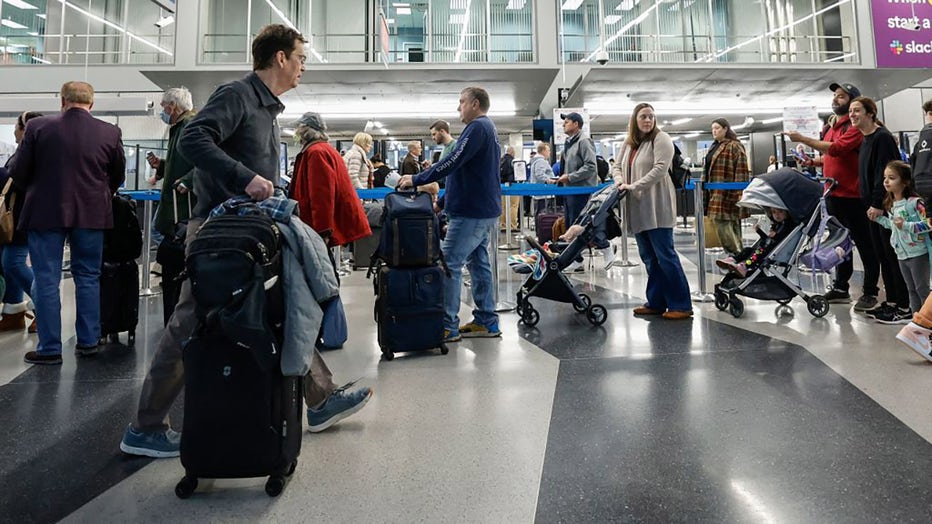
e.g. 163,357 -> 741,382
146,87 -> 196,239
785,82 -> 879,312
0,111 -> 43,334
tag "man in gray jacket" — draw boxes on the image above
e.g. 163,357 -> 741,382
556,112 -> 598,228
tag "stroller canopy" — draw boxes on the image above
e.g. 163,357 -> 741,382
737,168 -> 822,223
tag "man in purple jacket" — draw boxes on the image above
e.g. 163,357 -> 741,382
10,81 -> 126,365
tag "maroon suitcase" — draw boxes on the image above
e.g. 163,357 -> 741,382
535,210 -> 562,244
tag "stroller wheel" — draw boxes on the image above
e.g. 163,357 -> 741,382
586,305 -> 608,326
521,306 -> 540,327
714,290 -> 729,311
807,295 -> 830,318
728,298 -> 744,318
777,298 -> 792,306
573,294 -> 592,313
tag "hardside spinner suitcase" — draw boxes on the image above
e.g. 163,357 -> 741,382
176,332 -> 302,499
536,211 -> 561,244
99,260 -> 138,345
374,264 -> 448,360
156,189 -> 192,326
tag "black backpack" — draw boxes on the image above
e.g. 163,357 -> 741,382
596,155 -> 609,182
669,144 -> 690,189
103,194 -> 143,263
185,212 -> 284,365
371,190 -> 442,268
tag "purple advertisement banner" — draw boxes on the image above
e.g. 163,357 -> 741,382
871,0 -> 932,68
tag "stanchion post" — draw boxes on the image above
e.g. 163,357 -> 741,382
498,184 -> 519,251
611,193 -> 638,268
139,197 -> 158,296
691,180 -> 714,302
489,222 -> 515,312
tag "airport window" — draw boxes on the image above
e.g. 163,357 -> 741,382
559,0 -> 858,65
0,0 -> 175,65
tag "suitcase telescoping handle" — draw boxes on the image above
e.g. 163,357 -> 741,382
171,184 -> 193,223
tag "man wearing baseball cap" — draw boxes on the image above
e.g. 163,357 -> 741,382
785,81 -> 879,312
556,112 -> 600,268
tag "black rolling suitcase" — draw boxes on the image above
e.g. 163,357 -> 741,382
176,332 -> 302,498
175,208 -> 302,499
374,264 -> 448,361
99,194 -> 143,345
99,260 -> 138,345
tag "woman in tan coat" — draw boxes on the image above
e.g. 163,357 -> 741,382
612,102 -> 692,319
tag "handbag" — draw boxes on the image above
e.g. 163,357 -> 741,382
317,295 -> 348,350
0,179 -> 16,245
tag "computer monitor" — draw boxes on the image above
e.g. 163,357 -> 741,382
533,119 -> 553,142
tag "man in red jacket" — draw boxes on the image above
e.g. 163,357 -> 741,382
10,81 -> 126,365
786,82 -> 878,312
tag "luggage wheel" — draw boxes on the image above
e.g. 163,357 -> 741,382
286,460 -> 298,477
440,343 -> 449,355
127,331 -> 136,346
175,475 -> 198,499
265,475 -> 286,497
382,350 -> 395,361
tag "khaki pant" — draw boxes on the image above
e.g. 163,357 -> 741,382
134,218 -> 336,432
713,218 -> 743,255
499,196 -> 520,230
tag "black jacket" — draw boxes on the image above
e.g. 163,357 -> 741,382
912,124 -> 932,201
859,126 -> 900,209
500,154 -> 515,183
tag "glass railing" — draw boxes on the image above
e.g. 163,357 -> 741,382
201,30 -> 535,65
561,34 -> 856,64
0,33 -> 172,65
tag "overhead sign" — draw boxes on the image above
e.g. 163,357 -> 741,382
552,108 -> 590,145
151,0 -> 176,13
783,106 -> 822,139
871,0 -> 932,68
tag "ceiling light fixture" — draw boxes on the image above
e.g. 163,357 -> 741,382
586,2 -> 660,62
0,19 -> 28,29
506,0 -> 526,9
670,118 -> 692,125
561,0 -> 584,10
604,15 -> 621,24
3,0 -> 38,10
262,0 -> 326,63
396,7 -> 411,14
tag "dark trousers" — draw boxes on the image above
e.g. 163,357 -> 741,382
868,219 -> 910,309
826,196 -> 879,296
564,194 -> 588,228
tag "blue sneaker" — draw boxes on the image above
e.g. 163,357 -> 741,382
119,424 -> 181,458
443,329 -> 462,343
307,381 -> 373,433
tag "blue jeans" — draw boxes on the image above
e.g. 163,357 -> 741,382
29,228 -> 104,355
442,215 -> 499,335
2,243 -> 33,305
634,228 -> 692,312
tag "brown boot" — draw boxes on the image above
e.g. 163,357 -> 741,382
27,314 -> 37,334
0,311 -> 26,331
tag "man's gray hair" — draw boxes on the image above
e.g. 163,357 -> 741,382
162,87 -> 193,112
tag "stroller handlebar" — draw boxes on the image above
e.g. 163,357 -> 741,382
818,177 -> 837,196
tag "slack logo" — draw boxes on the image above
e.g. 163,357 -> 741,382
891,40 -> 905,55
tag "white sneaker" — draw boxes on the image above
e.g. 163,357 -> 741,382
896,322 -> 932,363
565,260 -> 584,273
601,246 -> 616,270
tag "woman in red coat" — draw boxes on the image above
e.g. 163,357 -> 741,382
290,112 -> 370,247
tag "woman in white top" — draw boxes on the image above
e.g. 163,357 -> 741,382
612,102 -> 692,319
343,132 -> 373,189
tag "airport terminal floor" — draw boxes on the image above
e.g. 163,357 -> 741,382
2,227 -> 932,523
